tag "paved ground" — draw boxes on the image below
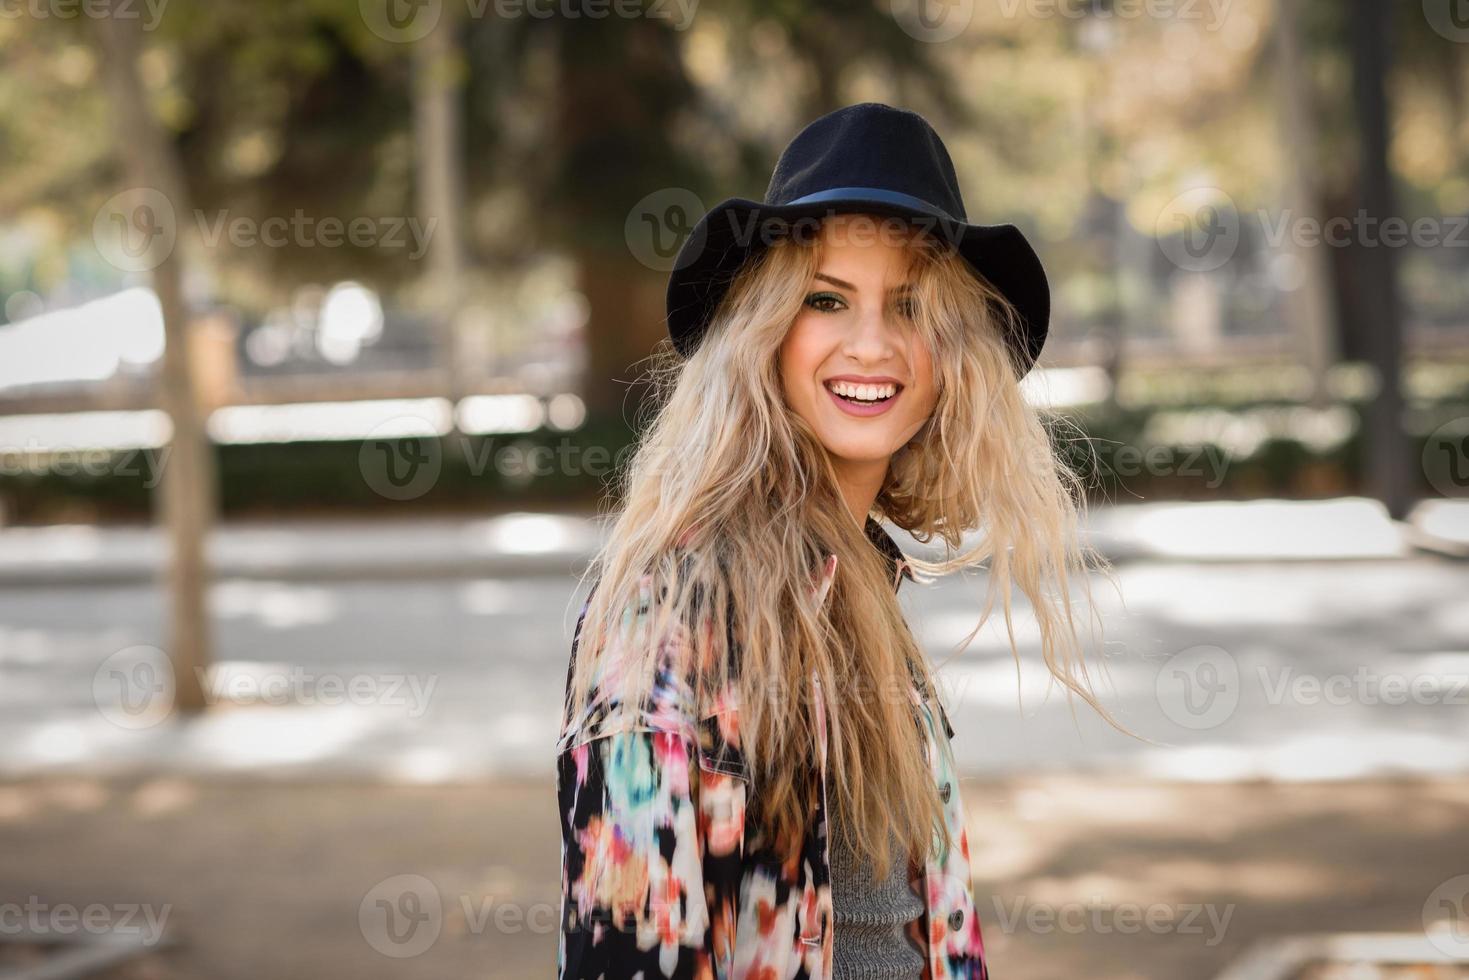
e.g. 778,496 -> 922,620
0,497 -> 1461,586
2,773 -> 1466,980
1,555 -> 1465,783
1,499 -> 1466,978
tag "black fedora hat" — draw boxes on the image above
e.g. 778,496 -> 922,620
665,102 -> 1051,376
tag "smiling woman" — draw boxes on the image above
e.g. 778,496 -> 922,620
556,103 -> 1131,980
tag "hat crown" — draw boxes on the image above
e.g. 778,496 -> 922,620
763,102 -> 967,221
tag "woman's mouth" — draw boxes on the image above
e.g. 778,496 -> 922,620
824,379 -> 902,417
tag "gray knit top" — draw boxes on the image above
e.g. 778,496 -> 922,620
827,787 -> 926,978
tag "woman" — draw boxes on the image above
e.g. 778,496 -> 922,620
556,103 -> 1124,980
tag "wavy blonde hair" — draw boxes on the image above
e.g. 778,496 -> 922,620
565,217 -> 1133,879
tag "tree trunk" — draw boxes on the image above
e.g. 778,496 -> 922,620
414,6 -> 469,401
548,11 -> 695,425
1274,0 -> 1337,406
94,3 -> 214,713
1349,0 -> 1412,518
574,243 -> 668,425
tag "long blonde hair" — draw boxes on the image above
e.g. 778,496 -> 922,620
564,218 -> 1131,878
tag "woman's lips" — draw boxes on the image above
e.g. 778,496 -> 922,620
824,382 -> 901,417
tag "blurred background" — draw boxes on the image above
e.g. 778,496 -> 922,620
1,0 -> 1468,977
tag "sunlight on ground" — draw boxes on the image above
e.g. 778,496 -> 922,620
466,512 -> 589,555
1136,730 -> 1469,781
1090,498 -> 1406,560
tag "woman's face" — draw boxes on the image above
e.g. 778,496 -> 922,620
779,215 -> 938,469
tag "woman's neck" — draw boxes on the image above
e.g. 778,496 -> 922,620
831,456 -> 890,529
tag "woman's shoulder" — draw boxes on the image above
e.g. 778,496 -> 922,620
557,558 -> 738,754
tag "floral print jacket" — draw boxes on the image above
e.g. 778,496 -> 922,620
556,516 -> 989,979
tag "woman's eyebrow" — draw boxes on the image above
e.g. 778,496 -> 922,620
813,272 -> 915,294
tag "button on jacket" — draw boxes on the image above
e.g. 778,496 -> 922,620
556,516 -> 989,979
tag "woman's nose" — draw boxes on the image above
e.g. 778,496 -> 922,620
846,305 -> 899,358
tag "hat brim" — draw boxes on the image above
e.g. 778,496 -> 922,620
665,194 -> 1050,375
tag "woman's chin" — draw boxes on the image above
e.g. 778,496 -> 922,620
814,431 -> 901,466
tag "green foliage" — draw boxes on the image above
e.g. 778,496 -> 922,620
5,388 -> 1467,523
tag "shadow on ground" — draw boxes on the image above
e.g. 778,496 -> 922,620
0,774 -> 1463,980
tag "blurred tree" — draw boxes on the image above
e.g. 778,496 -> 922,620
92,1 -> 213,714
1273,0 -> 1336,406
539,6 -> 702,421
412,5 -> 468,404
723,0 -> 962,122
1349,0 -> 1410,518
4,0 -> 1463,437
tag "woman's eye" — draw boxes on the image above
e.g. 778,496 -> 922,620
804,292 -> 845,313
896,299 -> 918,319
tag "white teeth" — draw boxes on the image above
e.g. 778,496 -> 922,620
827,380 -> 898,402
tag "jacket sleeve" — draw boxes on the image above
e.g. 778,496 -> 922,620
557,728 -> 746,980
557,569 -> 748,979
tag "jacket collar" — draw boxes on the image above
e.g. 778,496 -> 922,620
815,515 -> 914,606
863,514 -> 915,588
